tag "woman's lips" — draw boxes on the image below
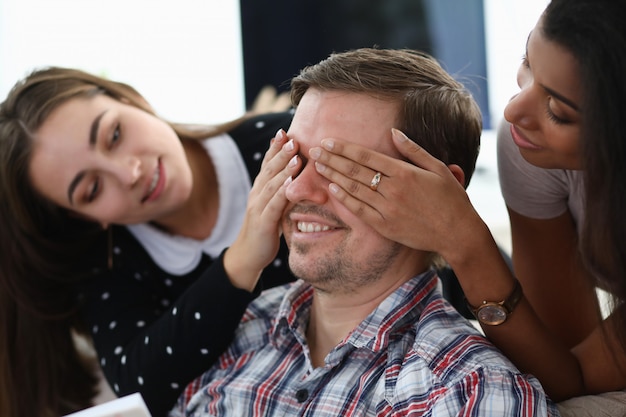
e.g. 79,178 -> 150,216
510,124 -> 542,150
143,160 -> 165,203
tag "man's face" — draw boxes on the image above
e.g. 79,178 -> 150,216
283,88 -> 417,293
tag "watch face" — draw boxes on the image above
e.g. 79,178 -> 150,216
476,305 -> 507,325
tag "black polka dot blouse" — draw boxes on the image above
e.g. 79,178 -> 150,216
78,112 -> 295,417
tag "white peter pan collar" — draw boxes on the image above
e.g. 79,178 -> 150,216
126,133 -> 251,275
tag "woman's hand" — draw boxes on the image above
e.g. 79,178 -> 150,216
308,128 -> 484,258
309,128 -> 626,399
224,129 -> 301,291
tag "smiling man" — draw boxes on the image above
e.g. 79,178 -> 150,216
172,48 -> 559,417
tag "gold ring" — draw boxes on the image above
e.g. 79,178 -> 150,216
370,172 -> 382,191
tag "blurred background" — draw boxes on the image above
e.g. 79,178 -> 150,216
0,0 -> 549,250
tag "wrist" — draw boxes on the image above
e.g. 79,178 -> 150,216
441,215 -> 493,269
223,245 -> 262,292
440,218 -> 519,305
466,278 -> 524,326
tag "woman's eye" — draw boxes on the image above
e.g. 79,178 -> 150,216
110,124 -> 121,146
87,178 -> 100,202
545,103 -> 569,125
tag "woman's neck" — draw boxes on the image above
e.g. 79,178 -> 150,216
152,140 -> 220,240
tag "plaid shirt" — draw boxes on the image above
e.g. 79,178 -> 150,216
172,271 -> 560,417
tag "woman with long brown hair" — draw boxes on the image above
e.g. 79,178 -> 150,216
0,67 -> 298,417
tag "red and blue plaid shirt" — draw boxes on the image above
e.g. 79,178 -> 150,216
172,271 -> 559,417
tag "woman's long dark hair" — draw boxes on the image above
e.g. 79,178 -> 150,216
0,67 -> 245,417
543,0 -> 626,359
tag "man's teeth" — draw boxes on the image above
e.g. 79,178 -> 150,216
297,222 -> 330,233
148,169 -> 160,194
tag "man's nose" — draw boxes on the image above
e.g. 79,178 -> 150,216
285,162 -> 328,204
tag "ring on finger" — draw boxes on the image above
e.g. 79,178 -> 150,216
370,171 -> 382,191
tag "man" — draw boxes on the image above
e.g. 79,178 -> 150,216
172,48 -> 558,416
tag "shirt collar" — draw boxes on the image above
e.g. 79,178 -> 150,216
126,133 -> 251,275
271,270 -> 439,353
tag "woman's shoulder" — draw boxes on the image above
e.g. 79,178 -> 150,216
496,119 -> 582,220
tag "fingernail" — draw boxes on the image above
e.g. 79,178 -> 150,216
315,161 -> 326,172
288,155 -> 298,167
275,129 -> 285,141
321,139 -> 334,150
329,183 -> 340,194
392,128 -> 407,142
283,176 -> 292,186
283,139 -> 294,152
309,147 -> 321,160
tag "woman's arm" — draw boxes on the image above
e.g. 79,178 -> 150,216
84,124 -> 300,416
83,248 -> 271,416
306,128 -> 626,400
448,220 -> 625,399
508,209 -> 600,347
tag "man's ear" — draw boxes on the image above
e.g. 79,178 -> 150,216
447,164 -> 466,187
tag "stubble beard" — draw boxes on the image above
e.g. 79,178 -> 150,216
288,239 -> 403,294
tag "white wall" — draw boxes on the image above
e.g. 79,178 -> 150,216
0,0 -> 549,126
465,0 -> 549,253
483,0 -> 549,127
0,0 -> 549,249
0,0 -> 245,124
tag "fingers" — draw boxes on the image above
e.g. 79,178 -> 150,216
227,132 -> 301,287
257,129 -> 298,184
390,128 -> 447,173
259,175 -> 293,229
322,160 -> 383,197
326,180 -> 386,223
316,136 -> 396,174
251,129 -> 301,214
261,128 -> 289,167
309,139 -> 396,197
305,128 -> 454,232
309,129 -> 453,193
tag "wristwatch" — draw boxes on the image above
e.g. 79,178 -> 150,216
467,279 -> 523,326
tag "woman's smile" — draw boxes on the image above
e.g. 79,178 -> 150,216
143,159 -> 166,203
